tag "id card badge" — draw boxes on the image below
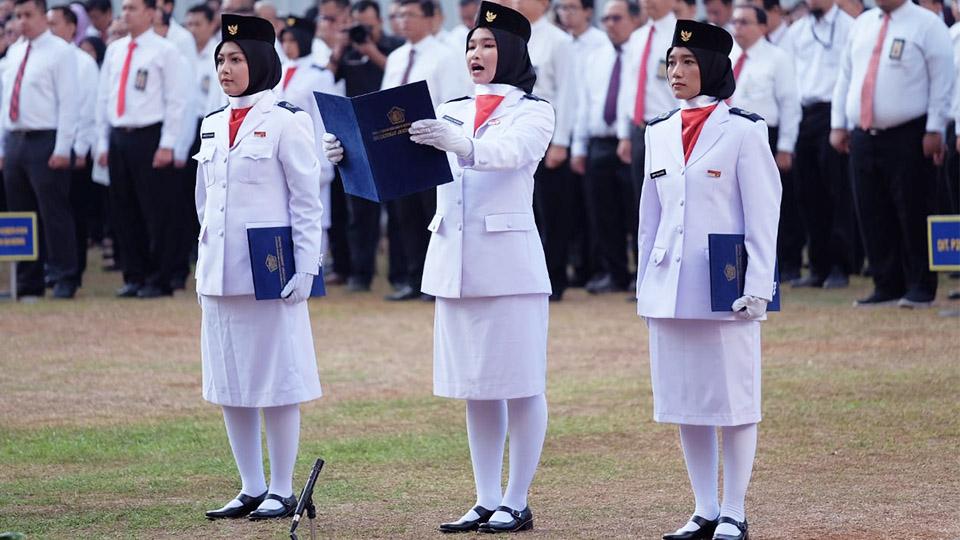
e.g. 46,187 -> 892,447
134,68 -> 149,91
889,38 -> 905,60
657,59 -> 667,80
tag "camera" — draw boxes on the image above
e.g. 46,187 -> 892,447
348,24 -> 371,43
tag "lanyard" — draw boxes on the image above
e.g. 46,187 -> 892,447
810,12 -> 837,49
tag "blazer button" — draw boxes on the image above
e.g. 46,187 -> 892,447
506,223 -> 512,229
679,200 -> 684,206
679,166 -> 685,174
221,181 -> 226,188
457,199 -> 462,205
219,205 -> 225,212
677,226 -> 683,234
674,256 -> 680,262
457,223 -> 463,231
218,230 -> 224,237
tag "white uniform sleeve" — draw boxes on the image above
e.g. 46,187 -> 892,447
921,21 -> 955,133
279,109 -> 325,275
774,52 -> 801,154
737,120 -> 783,301
159,43 -> 188,150
571,71 -> 590,158
95,45 -> 113,157
617,36 -> 640,139
53,44 -> 79,158
465,100 -> 554,171
830,19 -> 854,130
635,126 -> 661,284
173,49 -> 198,162
73,54 -> 99,157
194,119 -> 208,226
549,40 -> 574,147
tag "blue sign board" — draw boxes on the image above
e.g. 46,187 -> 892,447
0,212 -> 38,261
928,215 -> 960,271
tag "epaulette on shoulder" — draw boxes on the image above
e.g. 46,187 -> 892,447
310,64 -> 325,71
445,96 -> 472,103
523,93 -> 548,103
204,105 -> 227,118
646,108 -> 679,126
277,101 -> 303,113
729,107 -> 763,123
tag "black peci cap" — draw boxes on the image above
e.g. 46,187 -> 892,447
670,19 -> 733,56
284,15 -> 316,37
473,0 -> 531,43
221,13 -> 276,45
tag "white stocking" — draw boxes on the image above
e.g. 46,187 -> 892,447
221,406 -> 267,507
458,399 -> 507,521
716,423 -> 757,536
670,424 -> 720,535
258,404 -> 301,511
491,393 -> 548,523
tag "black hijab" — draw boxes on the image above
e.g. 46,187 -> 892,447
279,16 -> 315,59
466,1 -> 537,94
215,14 -> 282,97
666,20 -> 736,100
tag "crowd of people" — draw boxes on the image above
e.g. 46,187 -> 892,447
0,0 -> 957,307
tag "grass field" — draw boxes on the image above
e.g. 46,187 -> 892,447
1,256 -> 958,539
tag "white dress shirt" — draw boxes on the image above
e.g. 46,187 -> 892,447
0,30 -> 79,158
163,19 -> 199,162
950,22 -> 960,132
312,38 -> 333,66
96,29 -> 188,154
381,34 -> 471,107
831,2 -> 955,132
445,23 -> 470,50
194,37 -> 228,119
728,38 -> 801,152
73,46 -> 100,157
616,12 -> 679,138
528,16 -> 575,145
766,20 -> 794,51
572,40 -> 622,157
562,26 -> 610,147
784,5 -> 852,105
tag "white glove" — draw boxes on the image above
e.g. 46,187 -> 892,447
732,295 -> 768,319
408,119 -> 474,160
280,272 -> 314,304
322,133 -> 344,164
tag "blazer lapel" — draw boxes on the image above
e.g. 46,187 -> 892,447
663,112 -> 684,169
231,94 -> 274,149
475,90 -> 523,137
685,103 -> 729,168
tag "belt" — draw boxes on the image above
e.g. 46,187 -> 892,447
854,116 -> 926,137
111,122 -> 162,133
8,129 -> 56,138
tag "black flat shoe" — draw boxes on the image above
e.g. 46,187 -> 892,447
247,493 -> 297,521
477,506 -> 533,533
205,491 -> 266,520
712,516 -> 748,540
438,505 -> 495,533
663,515 -> 719,539
115,283 -> 141,298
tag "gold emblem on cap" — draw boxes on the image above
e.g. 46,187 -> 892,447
287,17 -> 295,26
485,10 -> 497,22
227,24 -> 239,36
680,30 -> 692,42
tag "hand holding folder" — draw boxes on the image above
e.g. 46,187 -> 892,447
246,223 -> 326,301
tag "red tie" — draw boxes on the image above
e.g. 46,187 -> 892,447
732,52 -> 747,81
117,40 -> 137,117
9,42 -> 31,122
400,48 -> 416,85
228,107 -> 252,147
859,14 -> 890,130
633,26 -> 655,126
474,94 -> 505,134
283,66 -> 297,90
681,104 -> 718,162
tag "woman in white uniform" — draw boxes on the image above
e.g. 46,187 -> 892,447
635,20 -> 781,540
324,2 -> 554,533
195,14 -> 324,522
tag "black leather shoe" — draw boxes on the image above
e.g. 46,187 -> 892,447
137,284 -> 173,298
438,505 -> 495,533
247,493 -> 297,521
853,291 -> 901,307
548,292 -> 563,302
385,285 -> 420,301
712,516 -> 747,540
586,274 -> 627,294
822,270 -> 849,289
478,506 -> 533,533
52,281 -> 77,299
205,491 -> 266,520
790,274 -> 824,288
663,515 -> 719,539
115,283 -> 141,298
347,277 -> 371,292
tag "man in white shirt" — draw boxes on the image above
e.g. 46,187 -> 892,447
830,0 -> 955,307
1,0 -> 80,299
314,0 -> 350,67
84,0 -> 112,42
674,0 -> 697,20
761,0 -> 793,50
381,0 -> 470,301
446,0 -> 478,48
729,3 -> 804,285
570,0 -> 640,294
783,0 -> 857,288
47,4 -> 100,291
706,0 -> 735,32
95,0 -> 187,298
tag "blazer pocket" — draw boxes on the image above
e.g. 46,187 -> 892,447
235,141 -> 273,184
650,247 -> 666,266
194,144 -> 216,186
427,214 -> 443,233
484,212 -> 535,232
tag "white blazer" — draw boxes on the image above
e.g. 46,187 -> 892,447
421,85 -> 555,299
193,90 -> 324,297
636,101 -> 782,320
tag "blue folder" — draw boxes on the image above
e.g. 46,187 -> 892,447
314,80 -> 454,203
708,233 -> 780,312
246,225 -> 326,301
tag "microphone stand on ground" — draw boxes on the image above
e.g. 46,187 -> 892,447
290,458 -> 324,540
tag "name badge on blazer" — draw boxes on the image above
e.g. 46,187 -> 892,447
889,38 -> 905,60
442,115 -> 464,126
707,170 -> 722,178
650,169 -> 667,179
201,132 -> 215,139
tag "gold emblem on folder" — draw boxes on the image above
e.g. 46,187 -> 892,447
485,10 -> 497,22
265,254 -> 279,273
680,30 -> 692,42
724,263 -> 737,282
387,106 -> 406,125
227,24 -> 239,36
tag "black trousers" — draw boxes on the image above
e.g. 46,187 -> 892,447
940,121 -> 959,214
629,124 -> 647,200
568,169 -> 596,285
386,199 -> 408,286
533,161 -> 576,294
794,102 -> 858,277
107,123 -> 178,290
767,126 -> 805,276
850,116 -> 938,300
172,120 -> 202,285
346,193 -> 381,286
69,153 -> 95,285
3,130 -> 77,294
585,137 -> 636,287
396,187 -> 435,291
330,172 -> 351,277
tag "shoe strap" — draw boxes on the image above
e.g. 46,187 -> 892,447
717,516 -> 747,531
494,506 -> 523,520
265,493 -> 293,504
691,515 -> 718,528
236,491 -> 266,505
471,505 -> 495,519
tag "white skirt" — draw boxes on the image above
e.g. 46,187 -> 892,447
434,294 -> 549,400
647,318 -> 761,426
200,295 -> 322,407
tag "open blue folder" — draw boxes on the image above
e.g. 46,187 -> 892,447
314,80 -> 454,203
708,233 -> 781,312
247,224 -> 326,301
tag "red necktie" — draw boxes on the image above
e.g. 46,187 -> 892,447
859,14 -> 890,130
680,104 -> 718,163
400,48 -> 416,85
117,40 -> 137,117
732,52 -> 747,81
9,42 -> 31,123
633,25 -> 655,126
474,94 -> 505,134
283,66 -> 297,90
228,107 -> 252,147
